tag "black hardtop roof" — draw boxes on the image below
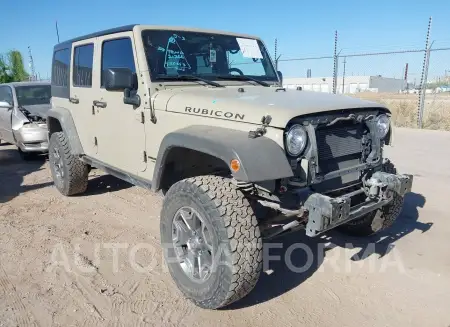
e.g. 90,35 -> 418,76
53,24 -> 137,51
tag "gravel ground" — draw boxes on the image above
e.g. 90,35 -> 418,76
0,127 -> 449,327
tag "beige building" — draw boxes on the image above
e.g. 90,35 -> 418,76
283,75 -> 405,94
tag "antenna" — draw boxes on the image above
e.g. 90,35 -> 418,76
28,46 -> 36,81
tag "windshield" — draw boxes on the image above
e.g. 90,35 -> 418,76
15,85 -> 51,107
141,30 -> 278,83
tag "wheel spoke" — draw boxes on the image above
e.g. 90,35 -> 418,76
172,219 -> 191,246
52,147 -> 64,179
197,250 -> 212,280
201,224 -> 213,252
197,255 -> 202,279
172,206 -> 214,283
179,208 -> 196,231
186,250 -> 198,279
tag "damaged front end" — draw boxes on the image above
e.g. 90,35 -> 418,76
12,106 -> 49,153
239,108 -> 413,239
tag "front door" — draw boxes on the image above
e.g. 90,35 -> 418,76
0,85 -> 14,143
92,32 -> 146,174
69,38 -> 98,157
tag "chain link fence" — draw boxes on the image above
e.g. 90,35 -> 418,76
275,19 -> 450,130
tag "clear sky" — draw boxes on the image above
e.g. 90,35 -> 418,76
1,0 -> 449,82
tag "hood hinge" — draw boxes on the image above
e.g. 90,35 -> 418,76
141,111 -> 145,124
249,115 -> 272,139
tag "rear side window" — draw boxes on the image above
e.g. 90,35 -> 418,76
101,38 -> 136,88
52,48 -> 70,87
73,44 -> 94,87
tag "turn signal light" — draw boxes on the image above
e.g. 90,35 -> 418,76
230,159 -> 240,172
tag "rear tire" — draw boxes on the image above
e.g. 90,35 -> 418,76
338,159 -> 404,236
160,175 -> 263,309
49,132 -> 89,196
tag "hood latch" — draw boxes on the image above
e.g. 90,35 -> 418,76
249,115 -> 272,139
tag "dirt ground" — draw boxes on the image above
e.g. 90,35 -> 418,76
1,127 -> 449,327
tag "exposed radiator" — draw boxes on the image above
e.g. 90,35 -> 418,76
316,124 -> 365,174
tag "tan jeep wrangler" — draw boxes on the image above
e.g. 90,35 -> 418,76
47,24 -> 413,309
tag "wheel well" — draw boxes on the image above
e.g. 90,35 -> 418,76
158,147 -> 231,192
47,117 -> 63,136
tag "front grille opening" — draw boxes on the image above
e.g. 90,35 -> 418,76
315,121 -> 368,174
312,120 -> 370,193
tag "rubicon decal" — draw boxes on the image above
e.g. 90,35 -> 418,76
185,107 -> 245,121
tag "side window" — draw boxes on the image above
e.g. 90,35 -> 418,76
52,48 -> 70,87
101,38 -> 136,88
73,44 -> 94,87
0,86 -> 13,105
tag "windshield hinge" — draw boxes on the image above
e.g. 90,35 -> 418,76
143,151 -> 147,163
249,115 -> 272,139
141,111 -> 145,124
148,89 -> 157,124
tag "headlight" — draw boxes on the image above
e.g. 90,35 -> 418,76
375,114 -> 390,138
285,124 -> 308,156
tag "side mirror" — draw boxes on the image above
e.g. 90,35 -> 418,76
277,70 -> 283,86
0,101 -> 12,109
104,67 -> 137,91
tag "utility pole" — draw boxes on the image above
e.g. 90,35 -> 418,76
341,57 -> 346,94
274,38 -> 282,71
332,30 -> 338,94
417,16 -> 432,129
28,46 -> 36,81
56,21 -> 60,43
404,63 -> 409,91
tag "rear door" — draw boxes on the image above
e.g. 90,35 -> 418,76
91,32 -> 146,173
69,38 -> 98,157
0,85 -> 14,143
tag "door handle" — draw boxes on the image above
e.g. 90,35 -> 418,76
93,100 -> 107,108
69,97 -> 79,104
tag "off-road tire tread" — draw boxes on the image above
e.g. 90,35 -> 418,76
163,175 -> 262,309
50,132 -> 88,196
339,159 -> 404,236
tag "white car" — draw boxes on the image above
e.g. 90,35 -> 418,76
0,81 -> 50,159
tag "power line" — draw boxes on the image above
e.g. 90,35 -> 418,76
278,47 -> 450,62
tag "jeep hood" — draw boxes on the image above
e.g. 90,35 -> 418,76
156,86 -> 387,128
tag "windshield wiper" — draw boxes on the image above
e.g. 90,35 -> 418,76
156,75 -> 224,87
216,75 -> 270,87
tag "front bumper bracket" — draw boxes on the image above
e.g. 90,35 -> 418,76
303,172 -> 413,237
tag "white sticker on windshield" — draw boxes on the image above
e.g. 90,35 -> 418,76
210,49 -> 217,63
236,38 -> 263,59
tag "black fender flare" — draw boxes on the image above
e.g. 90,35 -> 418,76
151,125 -> 293,191
46,106 -> 84,155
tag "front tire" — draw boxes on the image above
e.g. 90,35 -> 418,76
338,159 -> 404,236
49,132 -> 89,196
160,175 -> 263,309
